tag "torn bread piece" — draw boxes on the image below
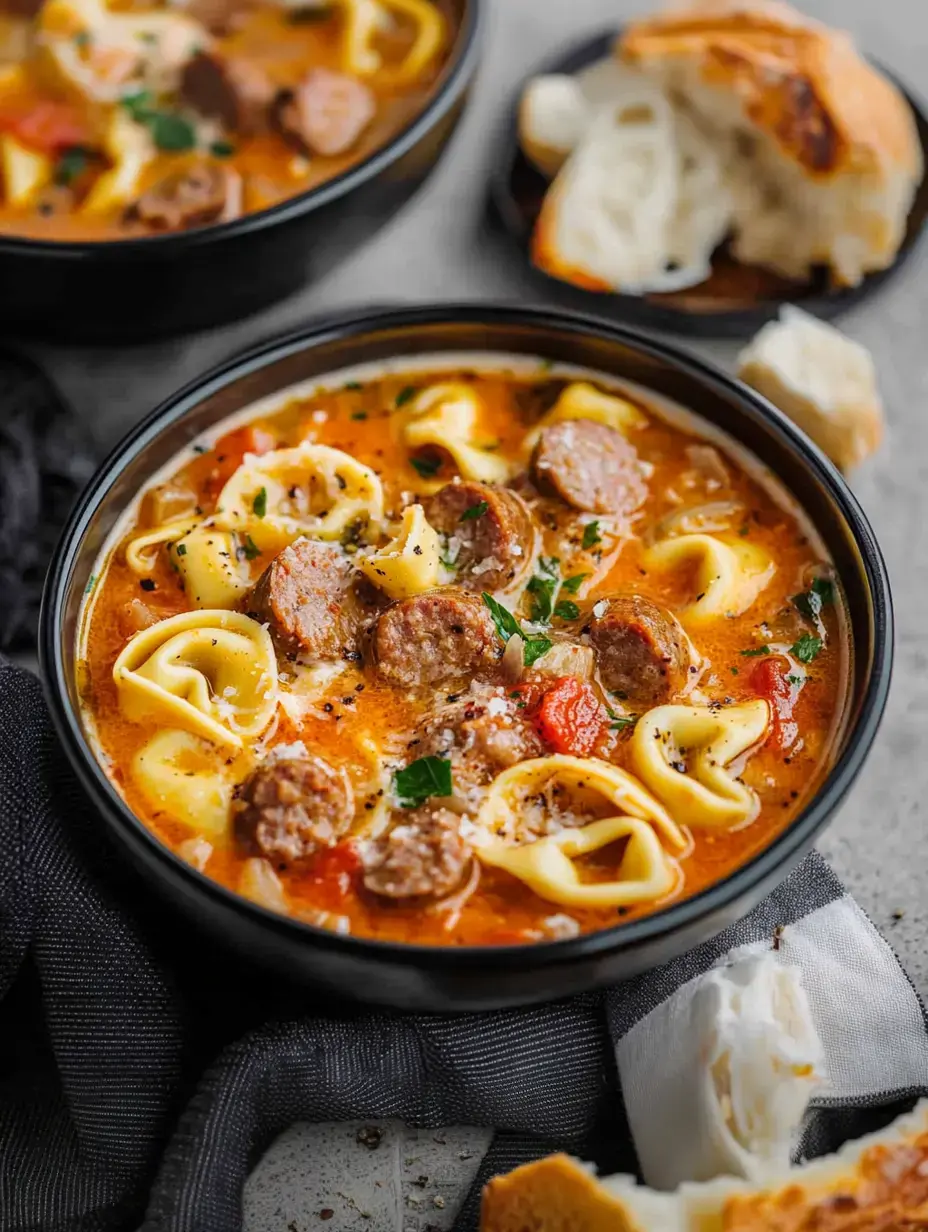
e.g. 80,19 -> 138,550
481,1099 -> 928,1232
738,306 -> 884,471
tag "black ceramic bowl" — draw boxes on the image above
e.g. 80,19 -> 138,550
40,304 -> 892,1011
490,30 -> 928,338
0,1 -> 480,345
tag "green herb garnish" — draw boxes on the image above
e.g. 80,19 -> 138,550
395,385 -> 418,408
791,633 -> 823,663
84,573 -> 97,595
526,556 -> 560,623
740,645 -> 771,657
411,455 -> 441,479
175,543 -> 187,557
240,533 -> 262,561
460,500 -> 488,522
792,577 -> 835,621
351,411 -> 368,421
786,674 -> 803,687
344,381 -> 363,391
54,147 -> 88,187
554,599 -> 580,621
481,593 -> 552,667
393,756 -> 452,808
561,573 -> 588,595
252,487 -> 267,518
287,4 -> 331,22
581,521 -> 601,550
72,29 -> 91,47
609,715 -> 637,731
210,139 -> 236,158
149,112 -> 196,151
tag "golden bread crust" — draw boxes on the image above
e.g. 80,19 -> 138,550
480,1155 -> 646,1232
619,0 -> 920,182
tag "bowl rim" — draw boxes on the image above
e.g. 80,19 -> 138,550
0,0 -> 482,261
39,302 -> 894,972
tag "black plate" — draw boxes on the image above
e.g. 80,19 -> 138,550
0,0 -> 482,344
490,31 -> 928,338
40,304 -> 892,1011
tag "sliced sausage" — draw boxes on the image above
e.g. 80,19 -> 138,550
244,538 -> 379,663
128,163 -> 242,232
233,751 -> 353,864
181,51 -> 275,135
361,808 -> 471,900
589,594 -> 690,704
273,67 -> 375,157
373,588 -> 500,689
531,420 -> 647,516
424,481 -> 538,594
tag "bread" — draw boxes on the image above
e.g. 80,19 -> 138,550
737,306 -> 884,471
620,0 -> 923,287
481,1098 -> 928,1232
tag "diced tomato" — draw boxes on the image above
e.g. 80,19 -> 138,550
533,676 -> 606,757
0,100 -> 94,154
304,840 -> 362,908
750,656 -> 799,751
200,423 -> 278,500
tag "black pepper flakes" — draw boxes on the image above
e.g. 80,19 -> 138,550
356,1125 -> 383,1150
140,578 -> 156,592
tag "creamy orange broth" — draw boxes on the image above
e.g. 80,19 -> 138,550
78,361 -> 850,945
0,1 -> 455,240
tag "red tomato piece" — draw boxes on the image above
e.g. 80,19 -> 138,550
533,676 -> 605,757
305,840 -> 361,906
750,656 -> 799,751
202,423 -> 278,498
0,101 -> 93,154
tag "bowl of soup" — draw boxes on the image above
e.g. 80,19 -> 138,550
0,0 -> 479,340
40,304 -> 891,1009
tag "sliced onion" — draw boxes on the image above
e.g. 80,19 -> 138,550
239,858 -> 288,914
501,633 -> 525,683
685,444 -> 730,487
177,836 -> 212,872
651,499 -> 743,541
433,793 -> 473,816
531,640 -> 595,680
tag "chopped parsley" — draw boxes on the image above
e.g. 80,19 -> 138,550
554,599 -> 579,621
344,381 -> 363,391
786,674 -> 803,686
526,556 -> 560,623
609,715 -> 637,732
581,521 -> 601,550
791,633 -> 823,663
120,92 -> 195,152
793,577 -> 835,621
239,533 -> 262,561
252,487 -> 267,518
54,147 -> 88,187
351,411 -> 368,421
410,455 -> 441,479
560,573 -> 588,594
72,28 -> 91,47
481,593 -> 552,667
175,543 -> 187,557
395,385 -> 418,408
740,645 -> 771,657
394,756 -> 452,808
140,578 -> 156,592
460,500 -> 489,522
287,4 -> 331,21
210,140 -> 236,159
84,573 -> 97,595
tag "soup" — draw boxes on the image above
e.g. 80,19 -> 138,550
0,0 -> 455,239
78,359 -> 850,946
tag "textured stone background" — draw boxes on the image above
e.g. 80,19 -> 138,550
24,0 -> 928,1225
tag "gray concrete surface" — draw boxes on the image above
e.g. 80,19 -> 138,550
22,0 -> 927,1224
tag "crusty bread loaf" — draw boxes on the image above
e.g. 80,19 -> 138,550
620,0 -> 923,287
737,306 -> 884,471
481,1099 -> 928,1232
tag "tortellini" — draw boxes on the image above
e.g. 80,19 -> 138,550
1,133 -> 50,207
403,383 -> 509,489
632,700 -> 770,830
113,610 -> 278,749
523,381 -> 648,452
168,523 -> 254,609
642,533 -> 775,621
356,503 -> 440,599
82,109 -> 155,214
214,442 -> 384,551
477,816 -> 678,909
341,0 -> 446,85
124,516 -> 200,575
132,729 -> 246,838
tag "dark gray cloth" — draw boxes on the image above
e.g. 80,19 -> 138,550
2,653 -> 926,1232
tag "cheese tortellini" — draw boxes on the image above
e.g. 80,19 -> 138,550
356,503 -> 441,599
132,729 -> 248,837
632,700 -> 770,830
168,523 -> 254,609
1,129 -> 50,207
643,533 -> 775,621
403,383 -> 509,489
472,755 -> 687,909
113,611 -> 278,749
342,0 -> 446,85
82,109 -> 155,214
215,442 -> 385,551
125,516 -> 200,575
523,380 -> 648,452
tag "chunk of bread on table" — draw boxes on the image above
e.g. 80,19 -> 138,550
480,1098 -> 928,1231
737,306 -> 883,471
620,0 -> 923,288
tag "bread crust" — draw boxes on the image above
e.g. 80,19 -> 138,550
481,1155 -> 649,1232
619,0 -> 921,184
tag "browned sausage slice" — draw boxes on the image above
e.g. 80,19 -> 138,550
423,481 -> 538,593
244,538 -> 378,663
361,808 -> 471,899
233,751 -> 353,864
129,163 -> 242,232
274,67 -> 376,157
589,594 -> 690,703
181,51 -> 275,135
373,588 -> 500,689
531,420 -> 646,515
